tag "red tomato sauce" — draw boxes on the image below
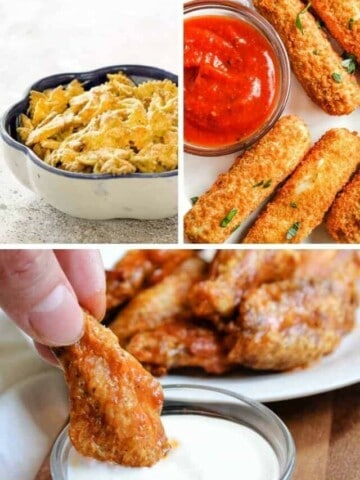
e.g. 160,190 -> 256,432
184,15 -> 280,148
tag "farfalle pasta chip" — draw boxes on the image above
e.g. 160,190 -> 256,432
18,73 -> 178,175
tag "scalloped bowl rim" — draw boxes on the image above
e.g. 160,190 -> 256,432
0,64 -> 178,180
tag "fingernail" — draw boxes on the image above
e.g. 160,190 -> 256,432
29,285 -> 84,346
83,289 -> 106,321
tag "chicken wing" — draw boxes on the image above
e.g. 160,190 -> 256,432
228,277 -> 357,371
189,250 -> 298,327
106,249 -> 196,311
295,250 -> 358,281
126,320 -> 230,376
54,312 -> 170,467
110,256 -> 206,343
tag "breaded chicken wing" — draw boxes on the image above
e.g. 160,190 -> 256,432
106,249 -> 196,310
228,277 -> 357,371
189,250 -> 298,325
126,320 -> 230,376
54,312 -> 170,467
110,256 -> 206,343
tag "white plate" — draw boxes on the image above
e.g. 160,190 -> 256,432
100,248 -> 360,402
161,312 -> 360,402
181,7 -> 360,244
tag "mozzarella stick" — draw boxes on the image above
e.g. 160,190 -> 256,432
243,128 -> 360,244
184,115 -> 311,244
312,0 -> 360,62
254,0 -> 360,115
326,171 -> 360,243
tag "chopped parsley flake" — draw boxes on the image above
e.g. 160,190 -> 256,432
342,52 -> 357,74
286,222 -> 301,240
263,179 -> 272,188
220,208 -> 237,228
252,180 -> 264,188
348,18 -> 354,30
312,49 -> 319,55
295,2 -> 312,34
190,196 -> 199,206
332,72 -> 342,83
231,223 -> 242,233
290,202 -> 298,208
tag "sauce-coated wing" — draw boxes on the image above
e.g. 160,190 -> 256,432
110,256 -> 206,343
54,312 -> 170,467
228,278 -> 357,370
189,250 -> 298,325
106,249 -> 196,311
126,320 -> 230,375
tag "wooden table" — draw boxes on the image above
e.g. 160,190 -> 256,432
270,383 -> 360,480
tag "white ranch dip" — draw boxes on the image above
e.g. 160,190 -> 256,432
68,414 -> 280,480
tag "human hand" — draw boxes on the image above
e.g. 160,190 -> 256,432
0,249 -> 105,364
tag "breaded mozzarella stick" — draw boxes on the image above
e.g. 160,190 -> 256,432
184,115 -> 311,244
254,0 -> 360,115
243,129 -> 360,244
312,0 -> 360,62
326,171 -> 360,243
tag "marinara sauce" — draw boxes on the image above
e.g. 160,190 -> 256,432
184,15 -> 280,148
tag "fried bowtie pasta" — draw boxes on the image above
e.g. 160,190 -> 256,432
17,73 -> 178,174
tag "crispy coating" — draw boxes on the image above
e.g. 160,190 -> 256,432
126,320 -> 230,375
326,172 -> 360,243
184,115 -> 311,244
311,0 -> 360,62
189,250 -> 298,325
254,0 -> 360,115
228,278 -> 357,370
54,313 -> 170,466
244,129 -> 360,244
109,256 -> 206,343
106,250 -> 196,311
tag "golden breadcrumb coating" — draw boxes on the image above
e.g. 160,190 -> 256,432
312,0 -> 360,62
244,129 -> 360,244
254,0 -> 360,115
326,171 -> 360,243
184,115 -> 311,244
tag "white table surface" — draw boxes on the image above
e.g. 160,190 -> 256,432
0,0 -> 180,244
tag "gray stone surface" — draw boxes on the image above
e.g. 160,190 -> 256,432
0,163 -> 177,243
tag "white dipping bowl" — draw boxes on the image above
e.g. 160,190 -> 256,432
0,65 -> 178,220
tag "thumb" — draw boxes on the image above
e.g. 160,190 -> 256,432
0,250 -> 84,346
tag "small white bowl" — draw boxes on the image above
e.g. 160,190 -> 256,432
0,65 -> 178,220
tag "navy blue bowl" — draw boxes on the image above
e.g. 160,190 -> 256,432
0,64 -> 178,180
